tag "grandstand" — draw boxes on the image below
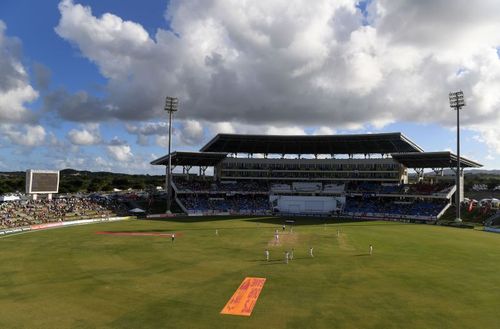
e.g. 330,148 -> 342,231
151,132 -> 482,221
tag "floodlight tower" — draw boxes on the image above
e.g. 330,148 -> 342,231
164,96 -> 179,214
449,90 -> 465,222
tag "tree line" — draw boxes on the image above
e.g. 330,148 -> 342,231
0,169 -> 498,195
0,169 -> 164,194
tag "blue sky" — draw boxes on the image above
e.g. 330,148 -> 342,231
0,0 -> 499,174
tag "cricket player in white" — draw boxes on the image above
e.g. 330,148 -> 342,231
309,247 -> 314,257
290,248 -> 294,260
265,249 -> 270,261
369,244 -> 373,255
285,251 -> 289,264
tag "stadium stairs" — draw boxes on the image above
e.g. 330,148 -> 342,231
171,181 -> 189,214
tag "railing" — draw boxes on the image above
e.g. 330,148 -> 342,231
436,202 -> 452,219
175,196 -> 189,214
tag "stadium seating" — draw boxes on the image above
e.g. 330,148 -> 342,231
343,197 -> 447,219
172,176 -> 451,219
0,197 -> 120,229
177,194 -> 269,214
173,177 -> 268,193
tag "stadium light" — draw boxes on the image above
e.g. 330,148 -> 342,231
449,90 -> 465,222
165,96 -> 179,213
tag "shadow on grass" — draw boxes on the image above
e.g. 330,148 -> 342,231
99,224 -> 283,234
114,216 -> 411,235
244,216 -> 377,226
145,215 -> 272,223
261,261 -> 286,266
353,254 -> 371,257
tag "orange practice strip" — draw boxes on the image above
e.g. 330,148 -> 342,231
220,277 -> 266,316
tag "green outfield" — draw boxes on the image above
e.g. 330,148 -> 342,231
1,217 -> 500,329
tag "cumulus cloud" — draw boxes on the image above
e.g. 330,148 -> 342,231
176,120 -> 204,145
105,137 -> 135,162
471,126 -> 500,155
43,89 -> 116,122
107,144 -> 133,161
54,157 -> 86,170
127,119 -> 204,147
1,124 -> 46,146
108,136 -> 127,146
54,0 -> 500,155
67,123 -> 102,145
0,21 -> 38,123
314,126 -> 337,135
265,126 -> 306,135
126,122 -> 166,136
125,121 -> 166,145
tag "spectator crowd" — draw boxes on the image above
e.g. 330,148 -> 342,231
178,194 -> 269,214
1,197 -> 119,229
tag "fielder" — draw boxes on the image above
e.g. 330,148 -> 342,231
265,249 -> 270,261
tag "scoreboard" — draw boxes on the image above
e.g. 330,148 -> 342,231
26,170 -> 60,194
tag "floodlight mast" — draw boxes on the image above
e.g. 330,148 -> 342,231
449,90 -> 465,222
164,96 -> 179,214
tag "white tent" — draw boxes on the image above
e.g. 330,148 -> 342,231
0,195 -> 20,202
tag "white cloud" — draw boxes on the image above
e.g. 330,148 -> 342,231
54,157 -> 85,169
126,122 -> 166,136
470,125 -> 500,155
0,21 -> 38,123
54,0 -> 500,156
127,120 -> 205,147
55,0 -> 153,80
176,120 -> 204,145
314,126 -> 336,135
208,121 -> 236,134
265,126 -> 306,135
155,135 -> 168,148
2,124 -> 46,146
68,123 -> 101,145
107,144 -> 133,161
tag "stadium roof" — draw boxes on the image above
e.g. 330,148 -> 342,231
151,151 -> 228,167
200,132 -> 424,155
391,152 -> 482,168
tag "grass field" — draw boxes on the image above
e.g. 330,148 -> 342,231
1,217 -> 500,329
